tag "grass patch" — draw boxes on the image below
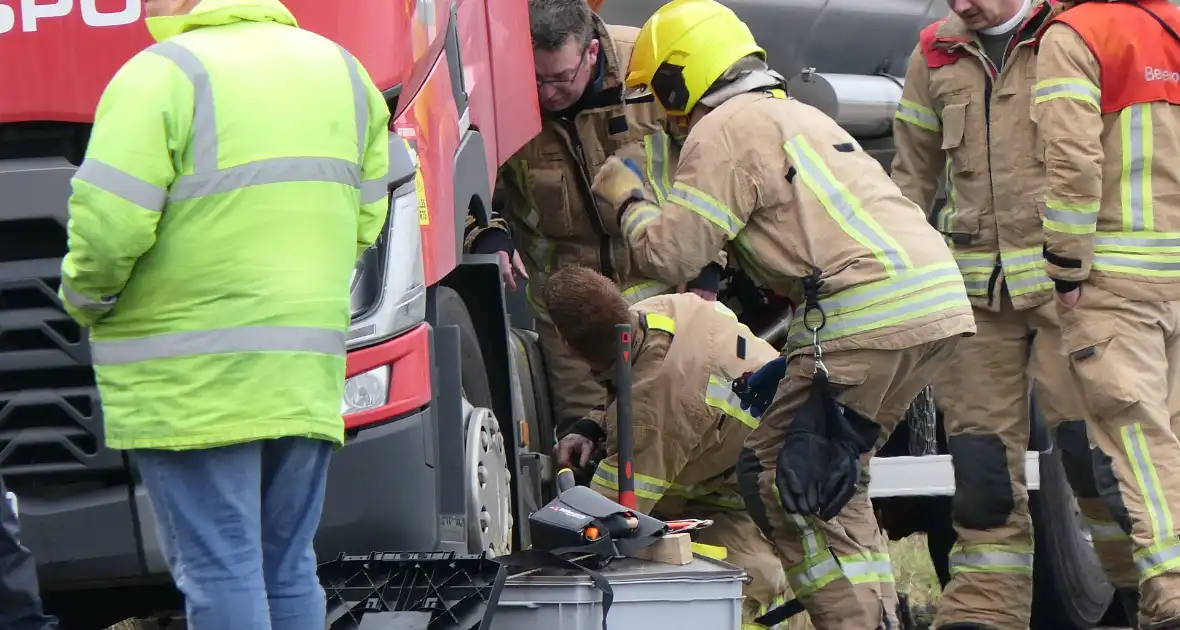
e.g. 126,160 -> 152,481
891,534 -> 940,627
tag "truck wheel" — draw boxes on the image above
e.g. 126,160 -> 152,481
436,287 -> 493,408
435,287 -> 512,557
1029,407 -> 1114,629
510,328 -> 555,457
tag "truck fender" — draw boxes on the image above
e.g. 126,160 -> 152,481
452,129 -> 493,258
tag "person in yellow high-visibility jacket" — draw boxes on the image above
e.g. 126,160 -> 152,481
57,0 -> 391,627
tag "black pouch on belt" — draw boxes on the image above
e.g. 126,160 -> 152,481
775,366 -> 879,521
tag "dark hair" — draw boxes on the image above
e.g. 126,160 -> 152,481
528,0 -> 594,52
541,266 -> 630,368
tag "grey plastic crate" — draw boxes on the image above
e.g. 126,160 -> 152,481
490,556 -> 745,630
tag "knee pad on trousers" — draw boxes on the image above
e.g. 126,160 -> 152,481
737,446 -> 776,539
947,433 -> 1014,530
1093,447 -> 1135,536
1056,420 -> 1101,498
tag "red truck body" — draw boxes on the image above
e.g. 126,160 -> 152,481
0,0 -> 545,605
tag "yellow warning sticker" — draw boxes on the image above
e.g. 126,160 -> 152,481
415,167 -> 430,226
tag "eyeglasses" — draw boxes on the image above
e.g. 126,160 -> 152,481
536,45 -> 590,86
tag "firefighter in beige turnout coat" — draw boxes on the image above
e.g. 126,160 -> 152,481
589,2 -> 976,628
544,267 -> 798,628
891,0 -> 1137,627
1033,0 -> 1180,625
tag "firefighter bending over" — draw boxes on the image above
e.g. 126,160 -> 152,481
464,0 -> 720,439
1033,0 -> 1180,626
891,0 -> 1138,627
589,1 -> 977,627
545,266 -> 796,628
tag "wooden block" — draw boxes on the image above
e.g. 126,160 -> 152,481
628,532 -> 693,565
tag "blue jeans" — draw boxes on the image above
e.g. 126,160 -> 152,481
134,437 -> 332,630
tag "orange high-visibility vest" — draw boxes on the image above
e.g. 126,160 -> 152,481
1046,0 -> 1180,113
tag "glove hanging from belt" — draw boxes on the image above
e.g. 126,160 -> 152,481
770,267 -> 882,520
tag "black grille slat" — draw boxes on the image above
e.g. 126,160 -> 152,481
1,136 -> 123,482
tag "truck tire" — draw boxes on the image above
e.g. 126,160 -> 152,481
435,287 -> 511,556
1029,405 -> 1114,629
510,328 -> 555,457
436,286 -> 493,408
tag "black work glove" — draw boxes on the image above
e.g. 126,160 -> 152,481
775,369 -> 870,521
686,262 -> 723,296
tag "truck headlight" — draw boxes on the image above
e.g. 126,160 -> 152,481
341,365 -> 391,415
347,180 -> 426,349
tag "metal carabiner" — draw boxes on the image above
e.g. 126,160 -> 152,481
803,303 -> 828,376
811,328 -> 828,376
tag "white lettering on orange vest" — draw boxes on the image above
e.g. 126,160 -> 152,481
1145,66 -> 1180,83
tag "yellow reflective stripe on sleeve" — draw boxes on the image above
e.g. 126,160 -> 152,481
643,132 -> 672,206
1121,423 -> 1172,541
621,201 -> 662,242
1093,232 -> 1180,276
643,312 -> 676,334
592,461 -> 672,502
785,136 -> 913,275
60,283 -> 118,313
705,375 -> 759,429
1033,77 -> 1101,110
72,159 -> 168,212
948,543 -> 1034,576
1085,516 -> 1130,542
1044,198 -> 1100,235
999,247 -> 1053,296
147,41 -> 376,202
938,157 -> 958,233
622,280 -> 673,304
1134,539 -> 1180,582
669,182 -> 745,238
953,251 -> 994,298
895,98 -> 941,132
91,326 -> 346,365
785,262 -> 968,347
1121,103 -> 1154,232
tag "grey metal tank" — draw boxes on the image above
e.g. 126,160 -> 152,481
599,0 -> 952,154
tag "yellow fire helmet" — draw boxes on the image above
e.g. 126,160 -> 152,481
625,0 -> 765,116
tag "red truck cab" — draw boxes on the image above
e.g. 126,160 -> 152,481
0,0 -> 545,613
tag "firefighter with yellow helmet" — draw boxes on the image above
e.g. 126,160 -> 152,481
589,1 -> 976,627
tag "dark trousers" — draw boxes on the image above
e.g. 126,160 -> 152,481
0,476 -> 58,630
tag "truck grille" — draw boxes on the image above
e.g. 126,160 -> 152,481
0,126 -> 126,491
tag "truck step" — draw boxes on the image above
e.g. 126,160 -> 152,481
867,451 -> 1040,498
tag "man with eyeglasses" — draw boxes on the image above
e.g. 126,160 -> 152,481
465,0 -> 722,440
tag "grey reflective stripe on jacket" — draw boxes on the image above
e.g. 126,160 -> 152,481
84,39 -> 390,366
147,40 -> 377,204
